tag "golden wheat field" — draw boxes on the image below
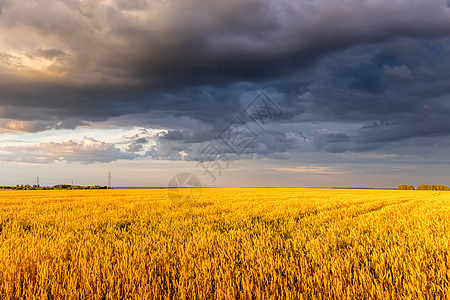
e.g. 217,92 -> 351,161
0,188 -> 449,299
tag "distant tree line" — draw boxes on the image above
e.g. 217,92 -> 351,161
0,184 -> 108,190
397,184 -> 415,190
398,184 -> 450,191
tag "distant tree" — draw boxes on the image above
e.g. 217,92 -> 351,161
397,184 -> 415,190
0,184 -> 108,190
416,184 -> 450,191
417,184 -> 429,190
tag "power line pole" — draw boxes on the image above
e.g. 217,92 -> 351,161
107,172 -> 112,189
36,176 -> 39,187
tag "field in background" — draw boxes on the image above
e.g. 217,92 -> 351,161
0,188 -> 449,299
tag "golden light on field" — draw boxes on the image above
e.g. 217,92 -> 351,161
0,188 -> 449,299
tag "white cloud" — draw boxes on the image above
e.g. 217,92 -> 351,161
0,136 -> 138,163
383,65 -> 414,81
273,166 -> 341,174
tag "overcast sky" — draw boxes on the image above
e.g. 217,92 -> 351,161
1,0 -> 450,187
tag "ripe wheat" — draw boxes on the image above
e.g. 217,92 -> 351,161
0,188 -> 449,299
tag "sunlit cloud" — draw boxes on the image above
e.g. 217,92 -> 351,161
273,166 -> 341,175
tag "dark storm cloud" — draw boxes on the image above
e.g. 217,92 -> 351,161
2,0 -> 450,162
305,37 -> 450,153
1,0 -> 450,117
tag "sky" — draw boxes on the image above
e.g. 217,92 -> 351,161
1,0 -> 450,188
